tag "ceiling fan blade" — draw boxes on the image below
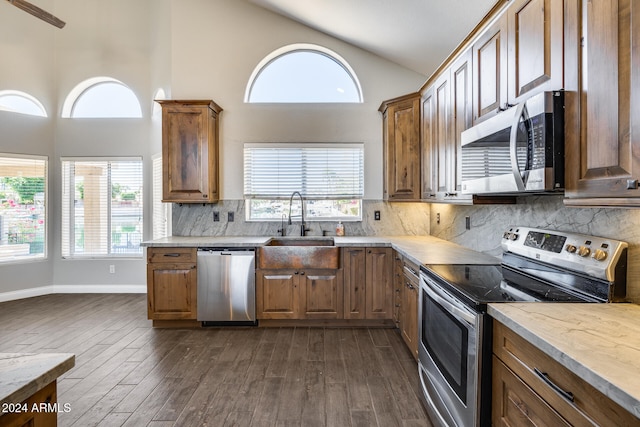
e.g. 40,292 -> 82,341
6,0 -> 65,28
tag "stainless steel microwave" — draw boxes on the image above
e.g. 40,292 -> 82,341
460,91 -> 564,195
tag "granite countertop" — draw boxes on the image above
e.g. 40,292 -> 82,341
141,235 -> 500,266
488,303 -> 640,419
0,353 -> 75,406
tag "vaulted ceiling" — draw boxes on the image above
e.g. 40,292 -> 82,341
248,0 -> 498,76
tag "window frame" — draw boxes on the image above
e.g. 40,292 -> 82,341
245,43 -> 363,103
0,153 -> 48,264
0,90 -> 47,117
61,77 -> 143,119
61,157 -> 144,259
244,143 -> 364,222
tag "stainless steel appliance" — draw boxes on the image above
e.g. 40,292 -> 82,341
418,226 -> 628,427
197,248 -> 257,326
460,91 -> 564,195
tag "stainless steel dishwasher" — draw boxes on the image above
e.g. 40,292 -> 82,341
196,248 -> 256,326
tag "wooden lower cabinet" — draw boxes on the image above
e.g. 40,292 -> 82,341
399,263 -> 419,359
493,357 -> 571,426
342,247 -> 394,320
256,269 -> 342,320
493,321 -> 639,426
0,380 -> 58,427
146,247 -> 197,320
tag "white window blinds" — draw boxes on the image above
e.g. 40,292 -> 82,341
244,143 -> 364,199
152,154 -> 170,239
61,158 -> 143,258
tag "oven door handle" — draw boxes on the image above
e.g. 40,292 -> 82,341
421,276 -> 476,326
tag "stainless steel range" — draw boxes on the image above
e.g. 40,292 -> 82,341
417,226 -> 628,427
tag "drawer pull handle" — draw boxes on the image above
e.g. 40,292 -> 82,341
163,253 -> 181,257
534,368 -> 574,402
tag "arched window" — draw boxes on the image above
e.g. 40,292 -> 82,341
0,90 -> 47,117
245,44 -> 363,103
62,77 -> 143,118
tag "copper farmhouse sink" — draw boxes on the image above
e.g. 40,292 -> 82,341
257,237 -> 340,269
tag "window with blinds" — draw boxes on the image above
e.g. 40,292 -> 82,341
243,143 -> 363,221
0,154 -> 47,263
152,154 -> 170,239
61,158 -> 143,258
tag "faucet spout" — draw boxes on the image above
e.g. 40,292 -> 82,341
288,191 -> 307,236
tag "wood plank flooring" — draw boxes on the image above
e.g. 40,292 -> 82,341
0,294 -> 431,426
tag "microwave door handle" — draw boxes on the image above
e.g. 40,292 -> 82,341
509,102 -> 527,191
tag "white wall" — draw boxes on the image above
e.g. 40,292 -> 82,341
0,0 -> 56,294
168,0 -> 425,200
0,0 -> 426,297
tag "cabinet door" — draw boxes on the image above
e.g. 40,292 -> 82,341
383,95 -> 422,200
160,101 -> 221,203
256,270 -> 298,319
343,247 -> 367,319
392,253 -> 403,326
434,72 -> 453,195
300,269 -> 343,319
492,357 -> 572,427
400,278 -> 418,360
507,0 -> 563,103
473,14 -> 508,123
421,87 -> 436,199
451,50 -> 474,194
564,0 -> 640,203
365,248 -> 394,319
147,263 -> 197,320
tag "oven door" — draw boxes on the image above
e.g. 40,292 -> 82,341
418,271 -> 482,427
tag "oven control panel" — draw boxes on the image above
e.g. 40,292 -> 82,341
502,226 -> 628,282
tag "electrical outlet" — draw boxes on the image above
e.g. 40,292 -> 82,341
436,212 -> 441,224
109,265 -> 115,274
374,210 -> 381,221
213,211 -> 220,222
228,212 -> 234,222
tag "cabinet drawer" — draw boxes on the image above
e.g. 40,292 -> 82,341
493,321 -> 638,426
492,356 -> 570,427
147,247 -> 196,263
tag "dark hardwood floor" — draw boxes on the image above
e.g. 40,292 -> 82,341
0,294 -> 431,426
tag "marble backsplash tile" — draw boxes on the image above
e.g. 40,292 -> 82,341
429,195 -> 640,302
171,195 -> 640,302
172,200 -> 430,237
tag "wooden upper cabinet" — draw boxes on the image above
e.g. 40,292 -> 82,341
380,93 -> 422,201
422,50 -> 475,202
472,0 -> 562,123
421,87 -> 436,199
434,73 -> 453,195
473,14 -> 508,124
158,100 -> 222,203
451,50 -> 474,195
564,0 -> 640,205
507,0 -> 564,104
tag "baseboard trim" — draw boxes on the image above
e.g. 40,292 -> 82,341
0,284 -> 146,303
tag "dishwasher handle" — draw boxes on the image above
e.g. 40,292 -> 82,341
198,247 -> 255,253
